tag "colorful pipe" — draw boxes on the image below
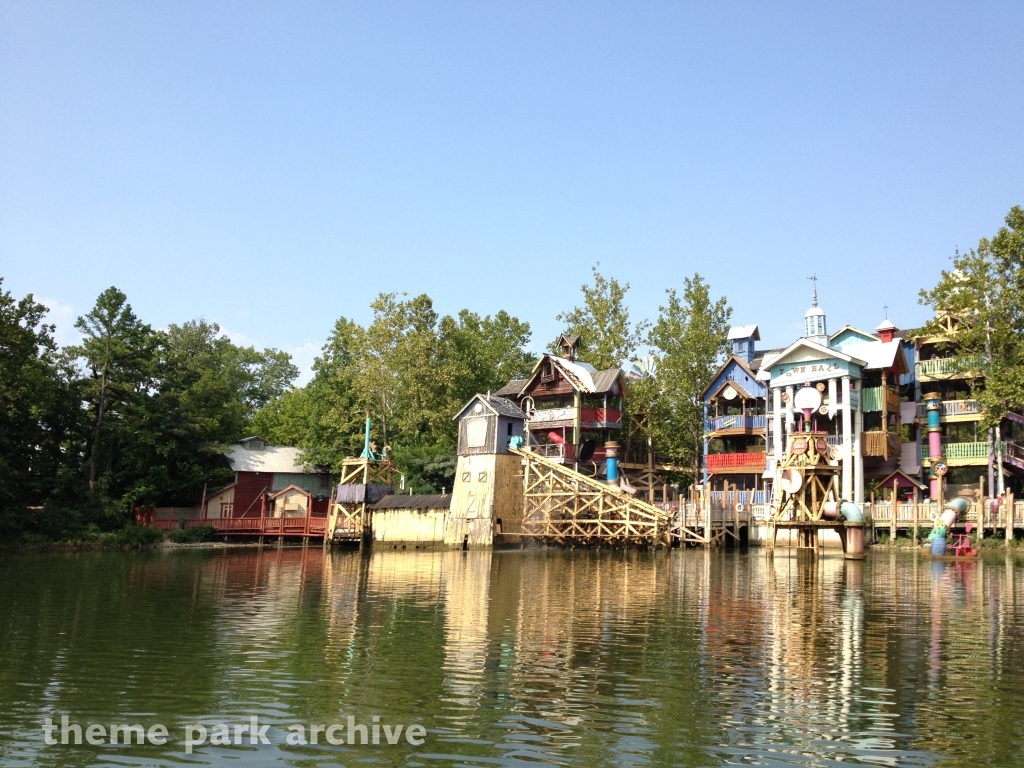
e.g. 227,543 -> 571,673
605,441 -> 619,486
924,392 -> 943,498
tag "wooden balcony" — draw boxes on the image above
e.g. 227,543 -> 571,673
580,407 -> 622,428
705,452 -> 766,473
705,414 -> 767,433
917,356 -> 985,380
528,407 -> 622,429
181,515 -> 328,538
860,386 -> 901,413
915,399 -> 981,420
920,441 -> 1002,466
861,431 -> 900,459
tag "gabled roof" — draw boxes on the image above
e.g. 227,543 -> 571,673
877,469 -> 927,490
727,324 -> 760,341
225,444 -> 308,473
765,338 -> 866,368
494,378 -> 527,398
701,355 -> 760,400
841,339 -> 909,374
453,393 -> 528,422
269,483 -> 312,498
513,354 -> 628,397
829,325 -> 877,344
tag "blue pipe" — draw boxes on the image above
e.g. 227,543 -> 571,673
840,502 -> 864,523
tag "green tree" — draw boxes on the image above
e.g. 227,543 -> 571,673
71,287 -> 157,501
125,320 -> 298,507
920,205 -> 1024,431
647,275 -> 732,477
0,281 -> 67,512
554,265 -> 649,370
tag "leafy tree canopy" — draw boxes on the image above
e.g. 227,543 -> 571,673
920,205 -> 1024,429
553,265 -> 649,370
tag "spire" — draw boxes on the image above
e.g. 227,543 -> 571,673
803,276 -> 828,345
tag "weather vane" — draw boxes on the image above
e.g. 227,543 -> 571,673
807,274 -> 818,306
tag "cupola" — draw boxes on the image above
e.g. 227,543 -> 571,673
804,288 -> 828,346
875,318 -> 898,343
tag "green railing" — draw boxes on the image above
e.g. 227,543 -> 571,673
917,356 -> 985,377
861,386 -> 882,412
920,441 -> 1002,462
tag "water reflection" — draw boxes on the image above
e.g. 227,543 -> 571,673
2,548 -> 1024,766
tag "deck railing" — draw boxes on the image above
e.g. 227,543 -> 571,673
580,407 -> 622,426
528,407 -> 575,425
915,399 -> 981,418
705,452 -> 767,472
708,490 -> 769,509
917,356 -> 985,377
704,414 -> 767,432
528,407 -> 622,427
869,499 -> 1024,529
919,441 -> 1002,462
182,515 -> 328,536
861,431 -> 900,458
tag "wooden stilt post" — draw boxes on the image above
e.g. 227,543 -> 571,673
890,484 -> 897,545
912,488 -> 919,545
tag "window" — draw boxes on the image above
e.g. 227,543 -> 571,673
507,422 -> 513,436
466,417 -> 488,448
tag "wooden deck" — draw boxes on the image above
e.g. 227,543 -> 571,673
183,515 -> 329,538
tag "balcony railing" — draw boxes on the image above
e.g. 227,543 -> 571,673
915,399 -> 981,418
920,441 -> 1004,462
705,452 -> 767,473
529,407 -> 575,425
860,386 -> 901,413
917,356 -> 985,378
705,414 -> 767,432
528,407 -> 622,427
861,431 -> 900,458
580,407 -> 622,426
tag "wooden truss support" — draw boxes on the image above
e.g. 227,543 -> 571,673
511,448 -> 706,546
326,457 -> 394,544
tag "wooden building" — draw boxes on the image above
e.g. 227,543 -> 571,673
912,311 -> 1024,498
494,334 -> 628,466
702,325 -> 771,495
209,436 -> 334,519
755,291 -> 909,505
368,494 -> 452,547
446,394 -> 527,548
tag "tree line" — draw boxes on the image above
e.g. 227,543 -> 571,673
0,267 -> 731,543
5,203 -> 1016,544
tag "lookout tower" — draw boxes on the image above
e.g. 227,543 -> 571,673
445,394 -> 527,548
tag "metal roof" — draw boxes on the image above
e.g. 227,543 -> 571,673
370,494 -> 452,510
590,368 -> 625,394
225,444 -> 308,473
727,324 -> 760,341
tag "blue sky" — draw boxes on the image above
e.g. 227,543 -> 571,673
2,2 -> 1022,382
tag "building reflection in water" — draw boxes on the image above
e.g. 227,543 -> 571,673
171,546 -> 1024,767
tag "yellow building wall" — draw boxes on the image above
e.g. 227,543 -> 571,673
204,487 -> 235,519
273,488 -> 308,517
371,508 -> 447,545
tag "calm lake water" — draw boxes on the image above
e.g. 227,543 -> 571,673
1,547 -> 1023,767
